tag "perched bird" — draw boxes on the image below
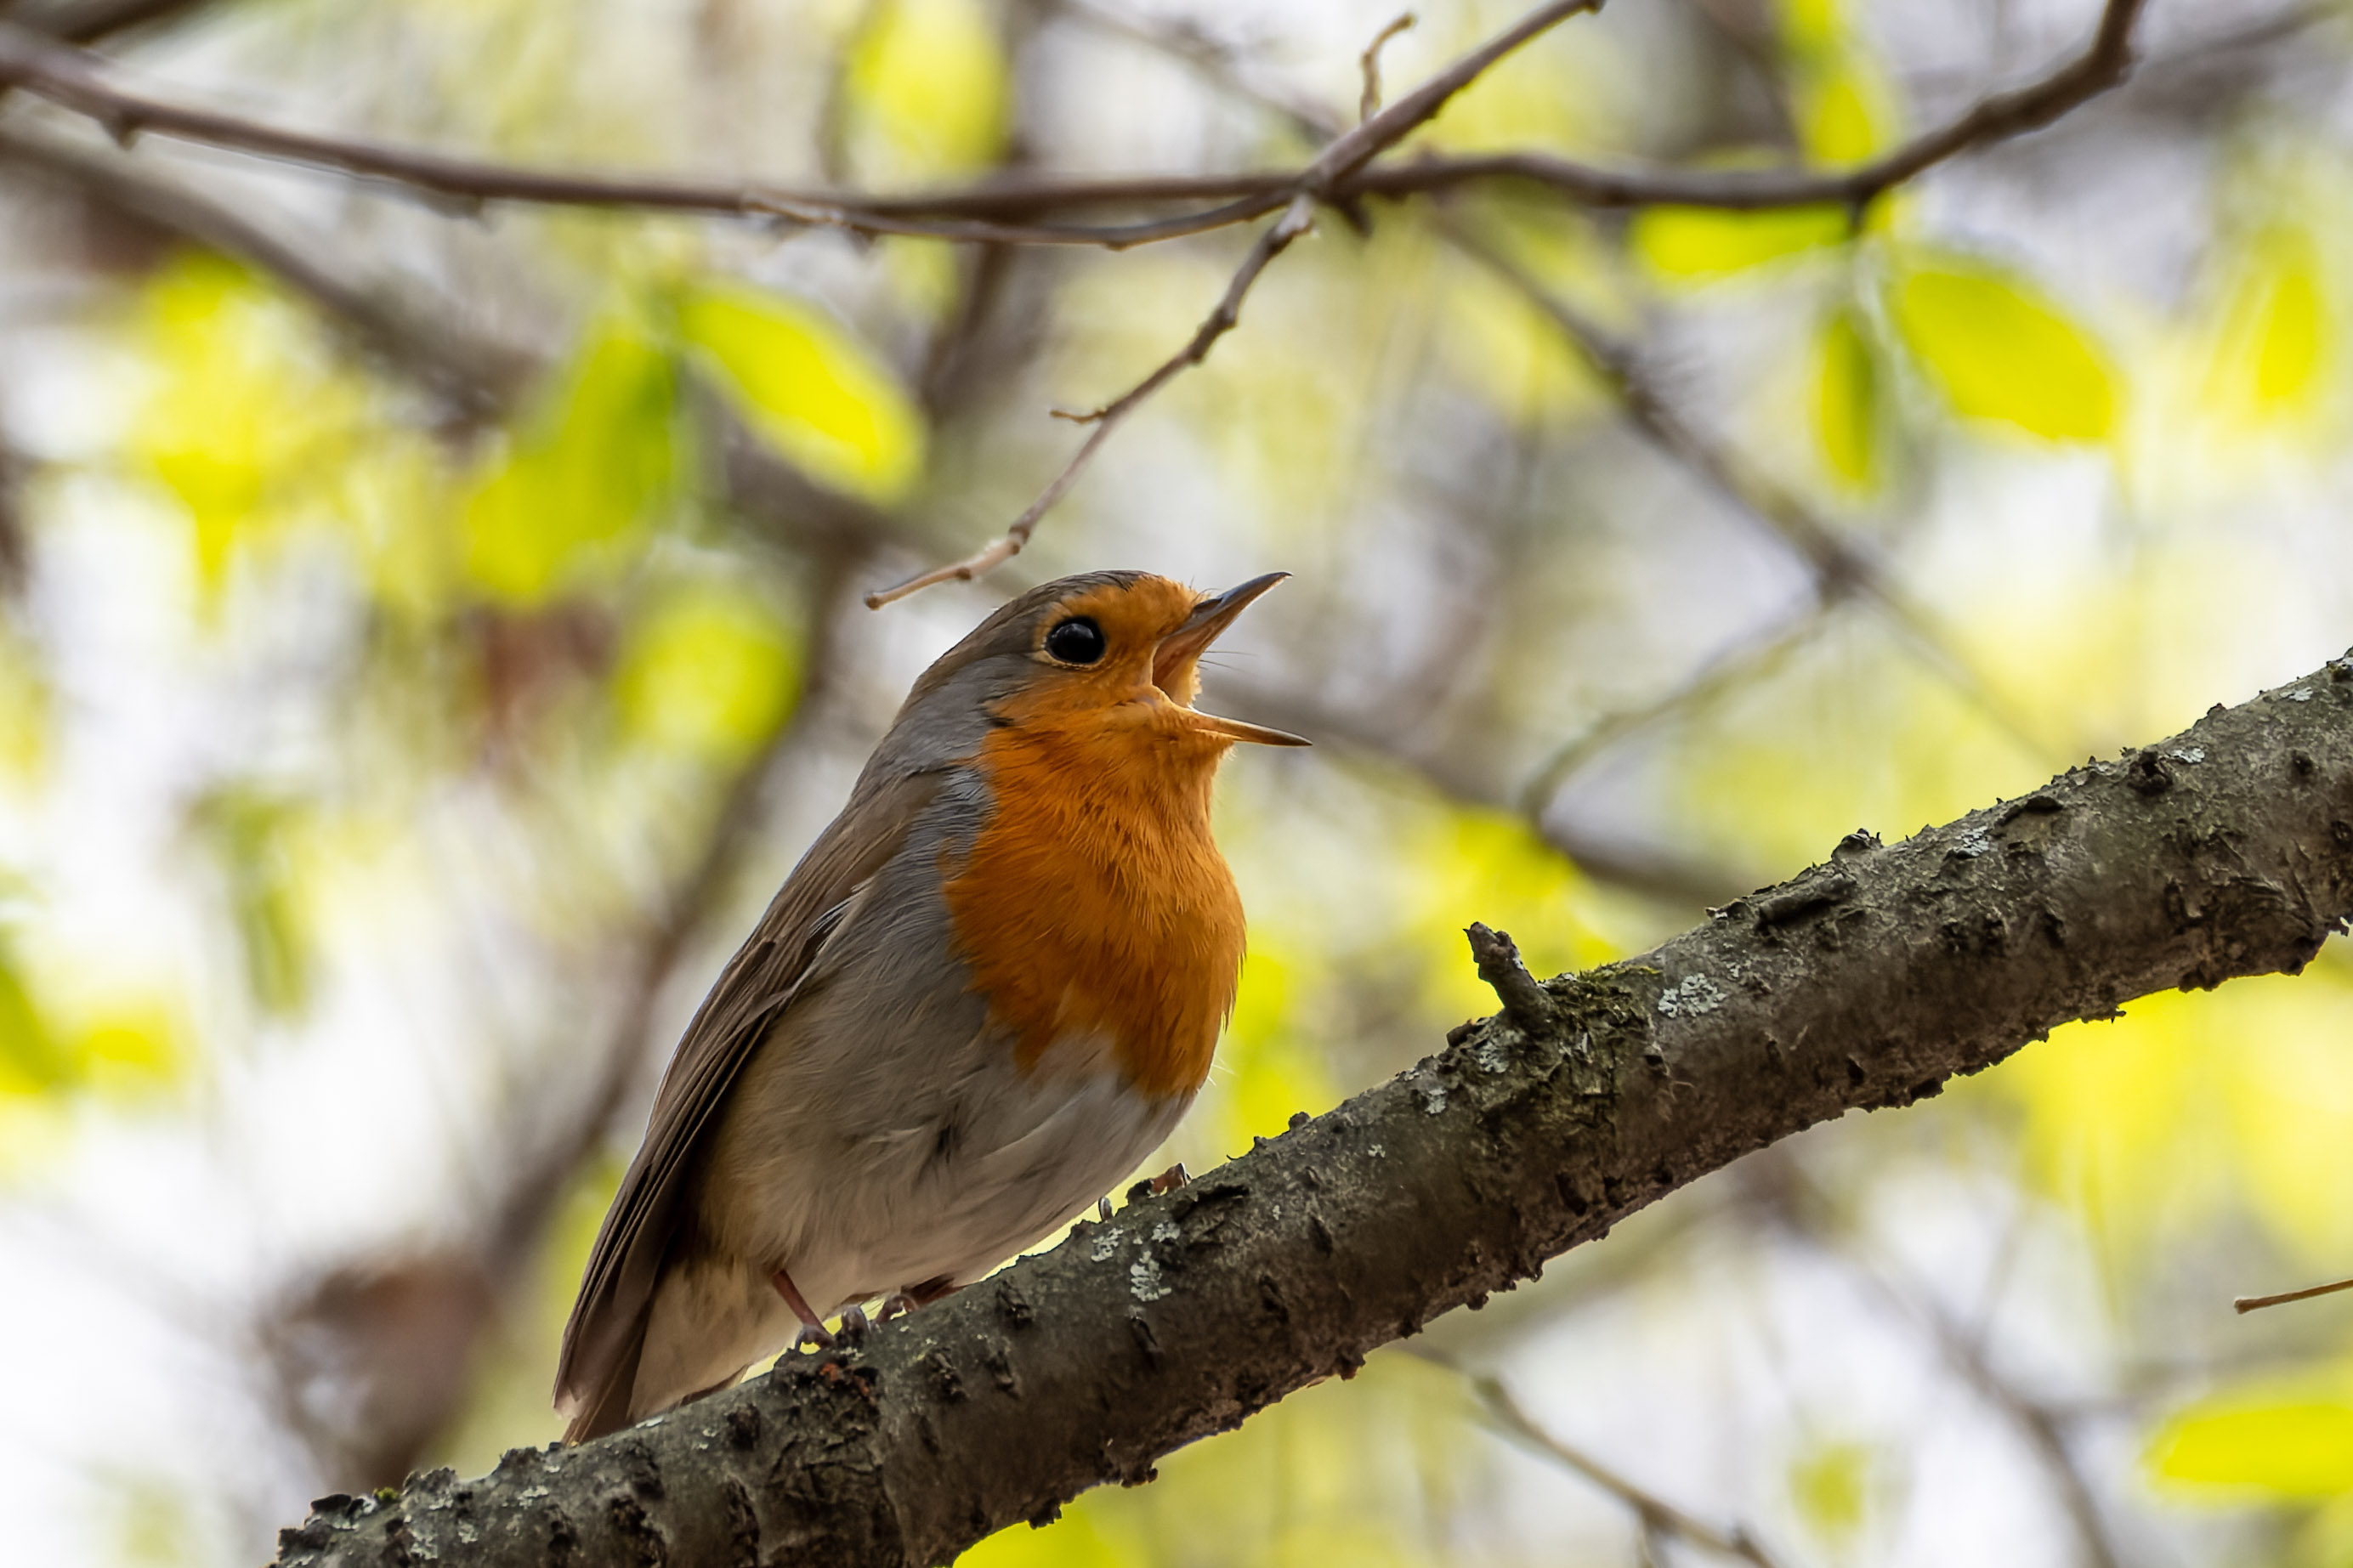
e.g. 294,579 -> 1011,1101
555,569 -> 1303,1441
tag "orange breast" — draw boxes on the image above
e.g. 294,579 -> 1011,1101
943,701 -> 1245,1101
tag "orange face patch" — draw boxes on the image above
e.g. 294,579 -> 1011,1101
941,577 -> 1245,1101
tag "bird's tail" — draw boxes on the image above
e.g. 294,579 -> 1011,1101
555,1323 -> 645,1445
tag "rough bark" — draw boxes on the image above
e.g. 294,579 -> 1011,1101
272,655 -> 2353,1568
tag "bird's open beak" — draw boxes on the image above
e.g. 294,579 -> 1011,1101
1154,573 -> 1310,747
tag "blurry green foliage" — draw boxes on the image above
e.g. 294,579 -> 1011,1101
1630,203 -> 1850,280
130,253 -> 367,593
2204,224 -> 2334,429
464,313 -> 679,604
189,787 -> 314,1020
1885,254 -> 2116,441
1778,0 -> 1901,164
2151,1389 -> 2353,1498
677,282 -> 926,505
1999,969 -> 2353,1265
1206,946 -> 1341,1157
611,576 -> 804,763
961,1351 -> 1475,1568
842,0 -> 1011,178
0,631 -> 48,783
1789,1435 -> 1874,1550
1812,305 -> 1884,490
0,933 -> 61,1097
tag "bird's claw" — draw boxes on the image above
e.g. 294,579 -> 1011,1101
791,1321 -> 836,1352
1149,1162 -> 1190,1196
876,1292 -> 916,1322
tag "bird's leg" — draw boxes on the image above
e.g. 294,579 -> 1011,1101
770,1267 -> 835,1350
1148,1162 -> 1190,1196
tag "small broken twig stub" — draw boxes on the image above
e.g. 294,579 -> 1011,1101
1359,12 -> 1418,122
1466,922 -> 1555,1033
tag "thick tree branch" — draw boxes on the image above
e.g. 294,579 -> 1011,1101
274,656 -> 2353,1568
0,0 -> 2145,242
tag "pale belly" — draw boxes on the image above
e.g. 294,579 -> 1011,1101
628,1019 -> 1193,1418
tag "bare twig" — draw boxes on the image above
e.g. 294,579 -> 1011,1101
1221,676 -> 1752,909
869,0 -> 1601,604
2237,1275 -> 2353,1313
0,0 -> 2146,242
864,193 -> 1316,607
0,19 -> 1290,248
814,0 -> 888,185
1358,11 -> 1417,122
1456,1364 -> 1788,1568
1518,604 -> 1834,818
1052,0 -> 1336,143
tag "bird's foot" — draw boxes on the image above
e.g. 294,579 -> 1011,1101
771,1267 -> 836,1351
836,1305 -> 870,1344
1149,1162 -> 1191,1196
876,1292 -> 916,1322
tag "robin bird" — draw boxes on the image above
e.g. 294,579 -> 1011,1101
554,569 -> 1304,1441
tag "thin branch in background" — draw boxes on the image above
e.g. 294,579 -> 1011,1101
1055,12 -> 2073,807
1358,11 -> 1417,122
867,0 -> 1602,605
1425,1356 -> 1789,1568
2236,1275 -> 2353,1314
0,0 -> 2145,241
1224,677 -> 1751,909
1519,604 -> 1835,819
864,194 -> 1316,607
0,18 -> 1295,248
813,0 -> 887,186
0,122 -> 531,414
1758,1157 -> 2128,1568
1442,224 -> 2060,804
1054,0 -> 1337,143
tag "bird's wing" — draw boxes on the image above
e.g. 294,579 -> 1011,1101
553,767 -> 944,1432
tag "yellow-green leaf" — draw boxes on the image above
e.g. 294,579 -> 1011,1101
0,937 -> 60,1098
612,580 -> 802,761
1790,1437 -> 1873,1547
2206,224 -> 2333,423
131,252 -> 364,592
464,318 -> 678,604
1814,306 -> 1882,489
2151,1394 -> 2353,1497
1789,42 -> 1901,165
1632,205 -> 1850,280
1887,258 -> 2116,440
189,787 -> 313,1019
678,283 -> 925,505
843,0 -> 1009,179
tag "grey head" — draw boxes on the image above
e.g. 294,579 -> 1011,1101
853,569 -> 1303,788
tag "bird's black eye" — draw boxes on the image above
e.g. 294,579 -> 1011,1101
1044,616 -> 1107,665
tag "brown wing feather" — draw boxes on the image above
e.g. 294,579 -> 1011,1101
553,768 -> 943,1435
